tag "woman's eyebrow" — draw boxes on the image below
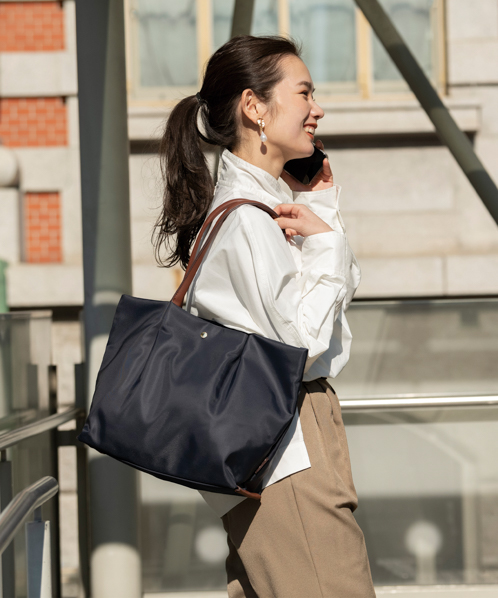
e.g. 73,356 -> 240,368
297,80 -> 315,92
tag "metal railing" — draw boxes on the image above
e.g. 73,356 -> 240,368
0,476 -> 58,556
0,364 -> 89,598
0,478 -> 59,598
340,394 -> 498,411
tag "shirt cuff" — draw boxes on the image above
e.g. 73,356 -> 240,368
293,185 -> 345,233
300,230 -> 348,294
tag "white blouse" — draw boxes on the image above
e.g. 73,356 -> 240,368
186,149 -> 361,517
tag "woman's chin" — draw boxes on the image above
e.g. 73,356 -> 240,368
286,145 -> 315,162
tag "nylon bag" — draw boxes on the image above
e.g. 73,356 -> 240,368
78,199 -> 308,499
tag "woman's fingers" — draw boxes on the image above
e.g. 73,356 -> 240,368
274,203 -> 332,237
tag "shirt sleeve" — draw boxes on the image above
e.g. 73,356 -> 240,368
235,206 -> 350,366
292,184 -> 361,311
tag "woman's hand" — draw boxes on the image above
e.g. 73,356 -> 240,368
274,203 -> 332,240
280,139 -> 334,193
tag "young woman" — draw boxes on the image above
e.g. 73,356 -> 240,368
155,35 -> 375,598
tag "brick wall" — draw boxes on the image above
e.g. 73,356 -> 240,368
0,97 -> 67,146
0,1 -> 67,263
24,192 -> 62,263
0,1 -> 64,52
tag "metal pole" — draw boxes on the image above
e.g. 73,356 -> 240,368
74,364 -> 90,598
204,0 -> 255,183
0,260 -> 7,313
353,0 -> 498,226
230,0 -> 255,38
0,451 -> 15,598
75,1 -> 141,597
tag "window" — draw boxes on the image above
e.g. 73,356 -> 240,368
125,0 -> 446,101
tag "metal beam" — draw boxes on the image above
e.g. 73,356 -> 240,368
230,0 -> 255,38
75,1 -> 141,596
353,0 -> 498,226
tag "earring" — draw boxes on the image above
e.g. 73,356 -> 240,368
257,118 -> 267,143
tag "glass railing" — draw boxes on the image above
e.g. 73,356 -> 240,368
0,311 -> 89,598
0,311 -> 53,421
333,299 -> 498,399
139,298 -> 498,594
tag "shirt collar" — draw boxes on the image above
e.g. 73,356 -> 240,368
215,149 -> 290,209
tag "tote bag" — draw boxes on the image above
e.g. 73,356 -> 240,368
78,199 -> 308,499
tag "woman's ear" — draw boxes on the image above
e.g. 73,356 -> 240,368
240,88 -> 266,124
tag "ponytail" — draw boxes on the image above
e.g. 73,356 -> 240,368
154,95 -> 214,269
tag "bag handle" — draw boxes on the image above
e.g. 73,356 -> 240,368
172,200 -> 278,307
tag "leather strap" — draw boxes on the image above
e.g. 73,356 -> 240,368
185,199 -> 256,276
172,200 -> 278,307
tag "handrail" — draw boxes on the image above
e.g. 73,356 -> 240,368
0,476 -> 58,555
0,407 -> 83,451
340,394 -> 498,411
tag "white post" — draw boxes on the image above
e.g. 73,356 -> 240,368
25,510 -> 52,598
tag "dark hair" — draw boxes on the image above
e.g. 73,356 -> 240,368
153,35 -> 301,269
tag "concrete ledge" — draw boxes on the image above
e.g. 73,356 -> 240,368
128,98 -> 480,141
0,52 -> 77,97
447,254 -> 498,295
6,263 -> 181,307
356,257 -> 444,298
7,264 -> 84,306
14,147 -> 79,192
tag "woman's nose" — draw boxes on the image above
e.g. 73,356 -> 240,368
311,100 -> 324,120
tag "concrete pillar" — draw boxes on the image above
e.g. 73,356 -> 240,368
74,1 -> 141,596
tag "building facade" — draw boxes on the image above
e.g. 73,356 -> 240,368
1,1 -> 498,596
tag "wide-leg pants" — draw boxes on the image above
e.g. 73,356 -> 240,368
222,378 -> 376,598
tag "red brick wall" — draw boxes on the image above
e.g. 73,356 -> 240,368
24,192 -> 62,263
0,1 -> 64,52
0,98 -> 67,147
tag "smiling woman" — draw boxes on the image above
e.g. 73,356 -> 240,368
150,35 -> 375,597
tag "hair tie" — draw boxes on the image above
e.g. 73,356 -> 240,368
196,92 -> 203,103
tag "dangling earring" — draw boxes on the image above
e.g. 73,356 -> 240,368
257,118 -> 267,143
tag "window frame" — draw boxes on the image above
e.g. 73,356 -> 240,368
124,0 -> 447,106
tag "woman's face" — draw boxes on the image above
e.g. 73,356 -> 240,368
264,56 -> 324,163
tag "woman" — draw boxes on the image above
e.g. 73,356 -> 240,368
154,35 -> 375,598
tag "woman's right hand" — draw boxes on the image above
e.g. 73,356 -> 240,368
273,203 -> 332,240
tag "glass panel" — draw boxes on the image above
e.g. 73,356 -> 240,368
373,0 -> 434,86
333,300 -> 498,399
133,0 -> 198,87
0,311 -> 52,423
213,0 -> 279,52
289,0 -> 357,84
346,407 -> 498,585
213,0 -> 234,51
11,433 -> 59,597
252,0 -> 279,37
140,473 -> 227,592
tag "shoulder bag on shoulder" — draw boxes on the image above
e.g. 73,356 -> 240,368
78,199 -> 308,499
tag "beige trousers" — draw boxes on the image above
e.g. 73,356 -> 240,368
222,379 -> 376,598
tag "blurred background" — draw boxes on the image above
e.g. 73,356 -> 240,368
1,1 -> 498,597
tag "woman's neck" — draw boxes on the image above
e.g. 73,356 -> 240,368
232,144 -> 284,181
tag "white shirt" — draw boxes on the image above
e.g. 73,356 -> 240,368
186,149 -> 361,517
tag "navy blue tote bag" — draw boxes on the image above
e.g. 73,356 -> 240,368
78,199 -> 308,499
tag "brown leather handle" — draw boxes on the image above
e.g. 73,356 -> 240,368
172,200 -> 278,307
184,199 -> 256,278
